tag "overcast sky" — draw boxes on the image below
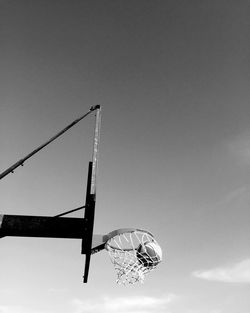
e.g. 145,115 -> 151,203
0,1 -> 249,312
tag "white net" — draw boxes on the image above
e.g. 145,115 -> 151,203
105,229 -> 162,285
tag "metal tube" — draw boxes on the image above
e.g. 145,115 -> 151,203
54,205 -> 86,217
0,106 -> 100,180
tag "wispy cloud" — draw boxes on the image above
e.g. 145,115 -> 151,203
193,259 -> 250,283
228,131 -> 250,164
187,309 -> 222,313
0,305 -> 49,313
72,294 -> 176,313
48,287 -> 68,294
212,185 -> 250,210
0,289 -> 15,295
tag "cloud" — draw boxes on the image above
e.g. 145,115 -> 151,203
0,289 -> 14,295
193,259 -> 250,283
48,287 -> 68,294
218,186 -> 248,205
211,185 -> 250,211
228,131 -> 250,164
72,294 -> 176,313
186,310 -> 221,313
0,305 -> 49,313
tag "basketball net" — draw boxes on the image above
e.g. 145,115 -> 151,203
105,229 -> 162,285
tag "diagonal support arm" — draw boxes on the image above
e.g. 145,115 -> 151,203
0,106 -> 99,181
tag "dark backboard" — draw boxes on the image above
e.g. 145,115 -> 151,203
82,106 -> 101,283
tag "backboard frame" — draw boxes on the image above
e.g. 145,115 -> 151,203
82,105 -> 101,283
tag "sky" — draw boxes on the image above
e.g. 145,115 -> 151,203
0,0 -> 249,312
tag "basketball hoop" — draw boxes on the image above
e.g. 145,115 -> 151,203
105,229 -> 162,285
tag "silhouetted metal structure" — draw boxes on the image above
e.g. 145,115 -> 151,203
0,105 -> 101,283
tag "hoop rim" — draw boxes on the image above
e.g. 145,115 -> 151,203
91,228 -> 156,254
104,228 -> 155,251
103,228 -> 162,284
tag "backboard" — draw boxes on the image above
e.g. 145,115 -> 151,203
82,105 -> 101,283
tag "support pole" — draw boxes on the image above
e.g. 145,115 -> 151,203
0,106 -> 99,181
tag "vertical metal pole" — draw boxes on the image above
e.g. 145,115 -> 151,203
90,105 -> 101,196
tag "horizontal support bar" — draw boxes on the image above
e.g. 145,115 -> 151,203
0,214 -> 86,239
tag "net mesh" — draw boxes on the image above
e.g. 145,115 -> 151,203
105,229 -> 162,285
